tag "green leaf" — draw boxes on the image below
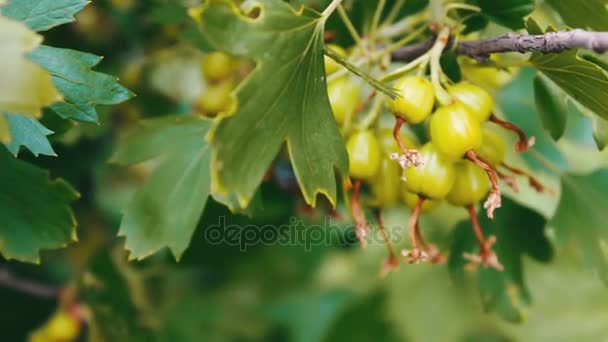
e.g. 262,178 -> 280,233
449,198 -> 553,322
497,68 -> 568,173
84,252 -> 152,342
267,290 -> 353,342
0,148 -> 78,263
192,0 -> 348,208
533,74 -> 568,140
3,113 -> 55,156
1,0 -> 89,31
592,116 -> 608,150
29,46 -> 133,123
111,115 -> 212,260
551,170 -> 608,284
475,0 -> 535,29
324,290 -> 404,342
526,19 -> 608,122
0,15 -> 61,122
546,0 -> 608,31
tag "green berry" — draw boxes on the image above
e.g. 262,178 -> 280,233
446,160 -> 489,206
448,82 -> 495,122
429,101 -> 483,161
347,130 -> 381,179
387,76 -> 435,124
403,143 -> 456,199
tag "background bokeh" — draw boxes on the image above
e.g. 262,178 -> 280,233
2,0 -> 608,341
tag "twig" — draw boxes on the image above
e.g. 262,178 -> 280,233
391,30 -> 608,62
0,267 -> 60,299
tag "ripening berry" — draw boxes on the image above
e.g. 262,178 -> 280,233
327,78 -> 360,124
403,143 -> 456,199
402,191 -> 441,213
324,44 -> 347,75
347,130 -> 381,179
38,310 -> 80,342
371,156 -> 401,207
474,129 -> 506,168
387,76 -> 435,124
201,52 -> 234,83
448,82 -> 495,122
197,81 -> 234,116
429,101 -> 483,161
446,160 -> 490,206
376,129 -> 419,155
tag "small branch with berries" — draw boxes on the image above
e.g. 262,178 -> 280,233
392,30 -> 608,62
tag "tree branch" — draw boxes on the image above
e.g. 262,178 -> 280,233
0,267 -> 60,298
391,30 -> 608,62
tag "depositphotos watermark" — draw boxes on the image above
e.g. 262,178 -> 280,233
203,216 -> 406,251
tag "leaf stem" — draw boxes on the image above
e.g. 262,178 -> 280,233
337,5 -> 364,48
321,0 -> 344,18
370,0 -> 387,46
379,52 -> 429,83
429,26 -> 452,105
382,0 -> 406,27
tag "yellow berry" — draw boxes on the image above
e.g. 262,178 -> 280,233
446,160 -> 489,206
475,128 -> 506,168
376,129 -> 419,155
327,78 -> 360,124
44,310 -> 80,341
387,76 -> 435,124
402,191 -> 441,213
197,81 -> 234,116
448,82 -> 495,122
403,143 -> 456,199
201,52 -> 234,83
371,156 -> 401,207
429,101 -> 483,161
347,130 -> 381,180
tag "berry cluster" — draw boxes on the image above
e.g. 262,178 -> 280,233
196,51 -> 239,116
326,44 -> 546,274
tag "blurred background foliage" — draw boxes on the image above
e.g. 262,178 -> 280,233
2,0 -> 608,341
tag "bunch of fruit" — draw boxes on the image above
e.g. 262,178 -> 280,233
196,51 -> 239,116
325,44 -> 544,273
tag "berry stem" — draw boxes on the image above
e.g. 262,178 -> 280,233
355,90 -> 377,113
350,179 -> 369,247
465,205 -> 504,271
429,26 -> 452,105
501,162 -> 551,194
466,205 -> 488,255
466,150 -> 502,218
496,169 -> 519,193
375,209 -> 399,276
490,114 -> 535,152
402,196 -> 426,263
391,117 -> 422,169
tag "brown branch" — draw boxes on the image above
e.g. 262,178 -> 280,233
0,267 -> 60,298
391,30 -> 608,62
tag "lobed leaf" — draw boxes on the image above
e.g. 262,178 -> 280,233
192,0 -> 348,209
3,113 -> 55,156
546,0 -> 608,31
0,148 -> 78,263
0,0 -> 89,32
29,46 -> 133,123
112,115 -> 212,260
449,198 -> 553,322
551,170 -> 608,284
533,74 -> 568,141
527,19 -> 608,122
